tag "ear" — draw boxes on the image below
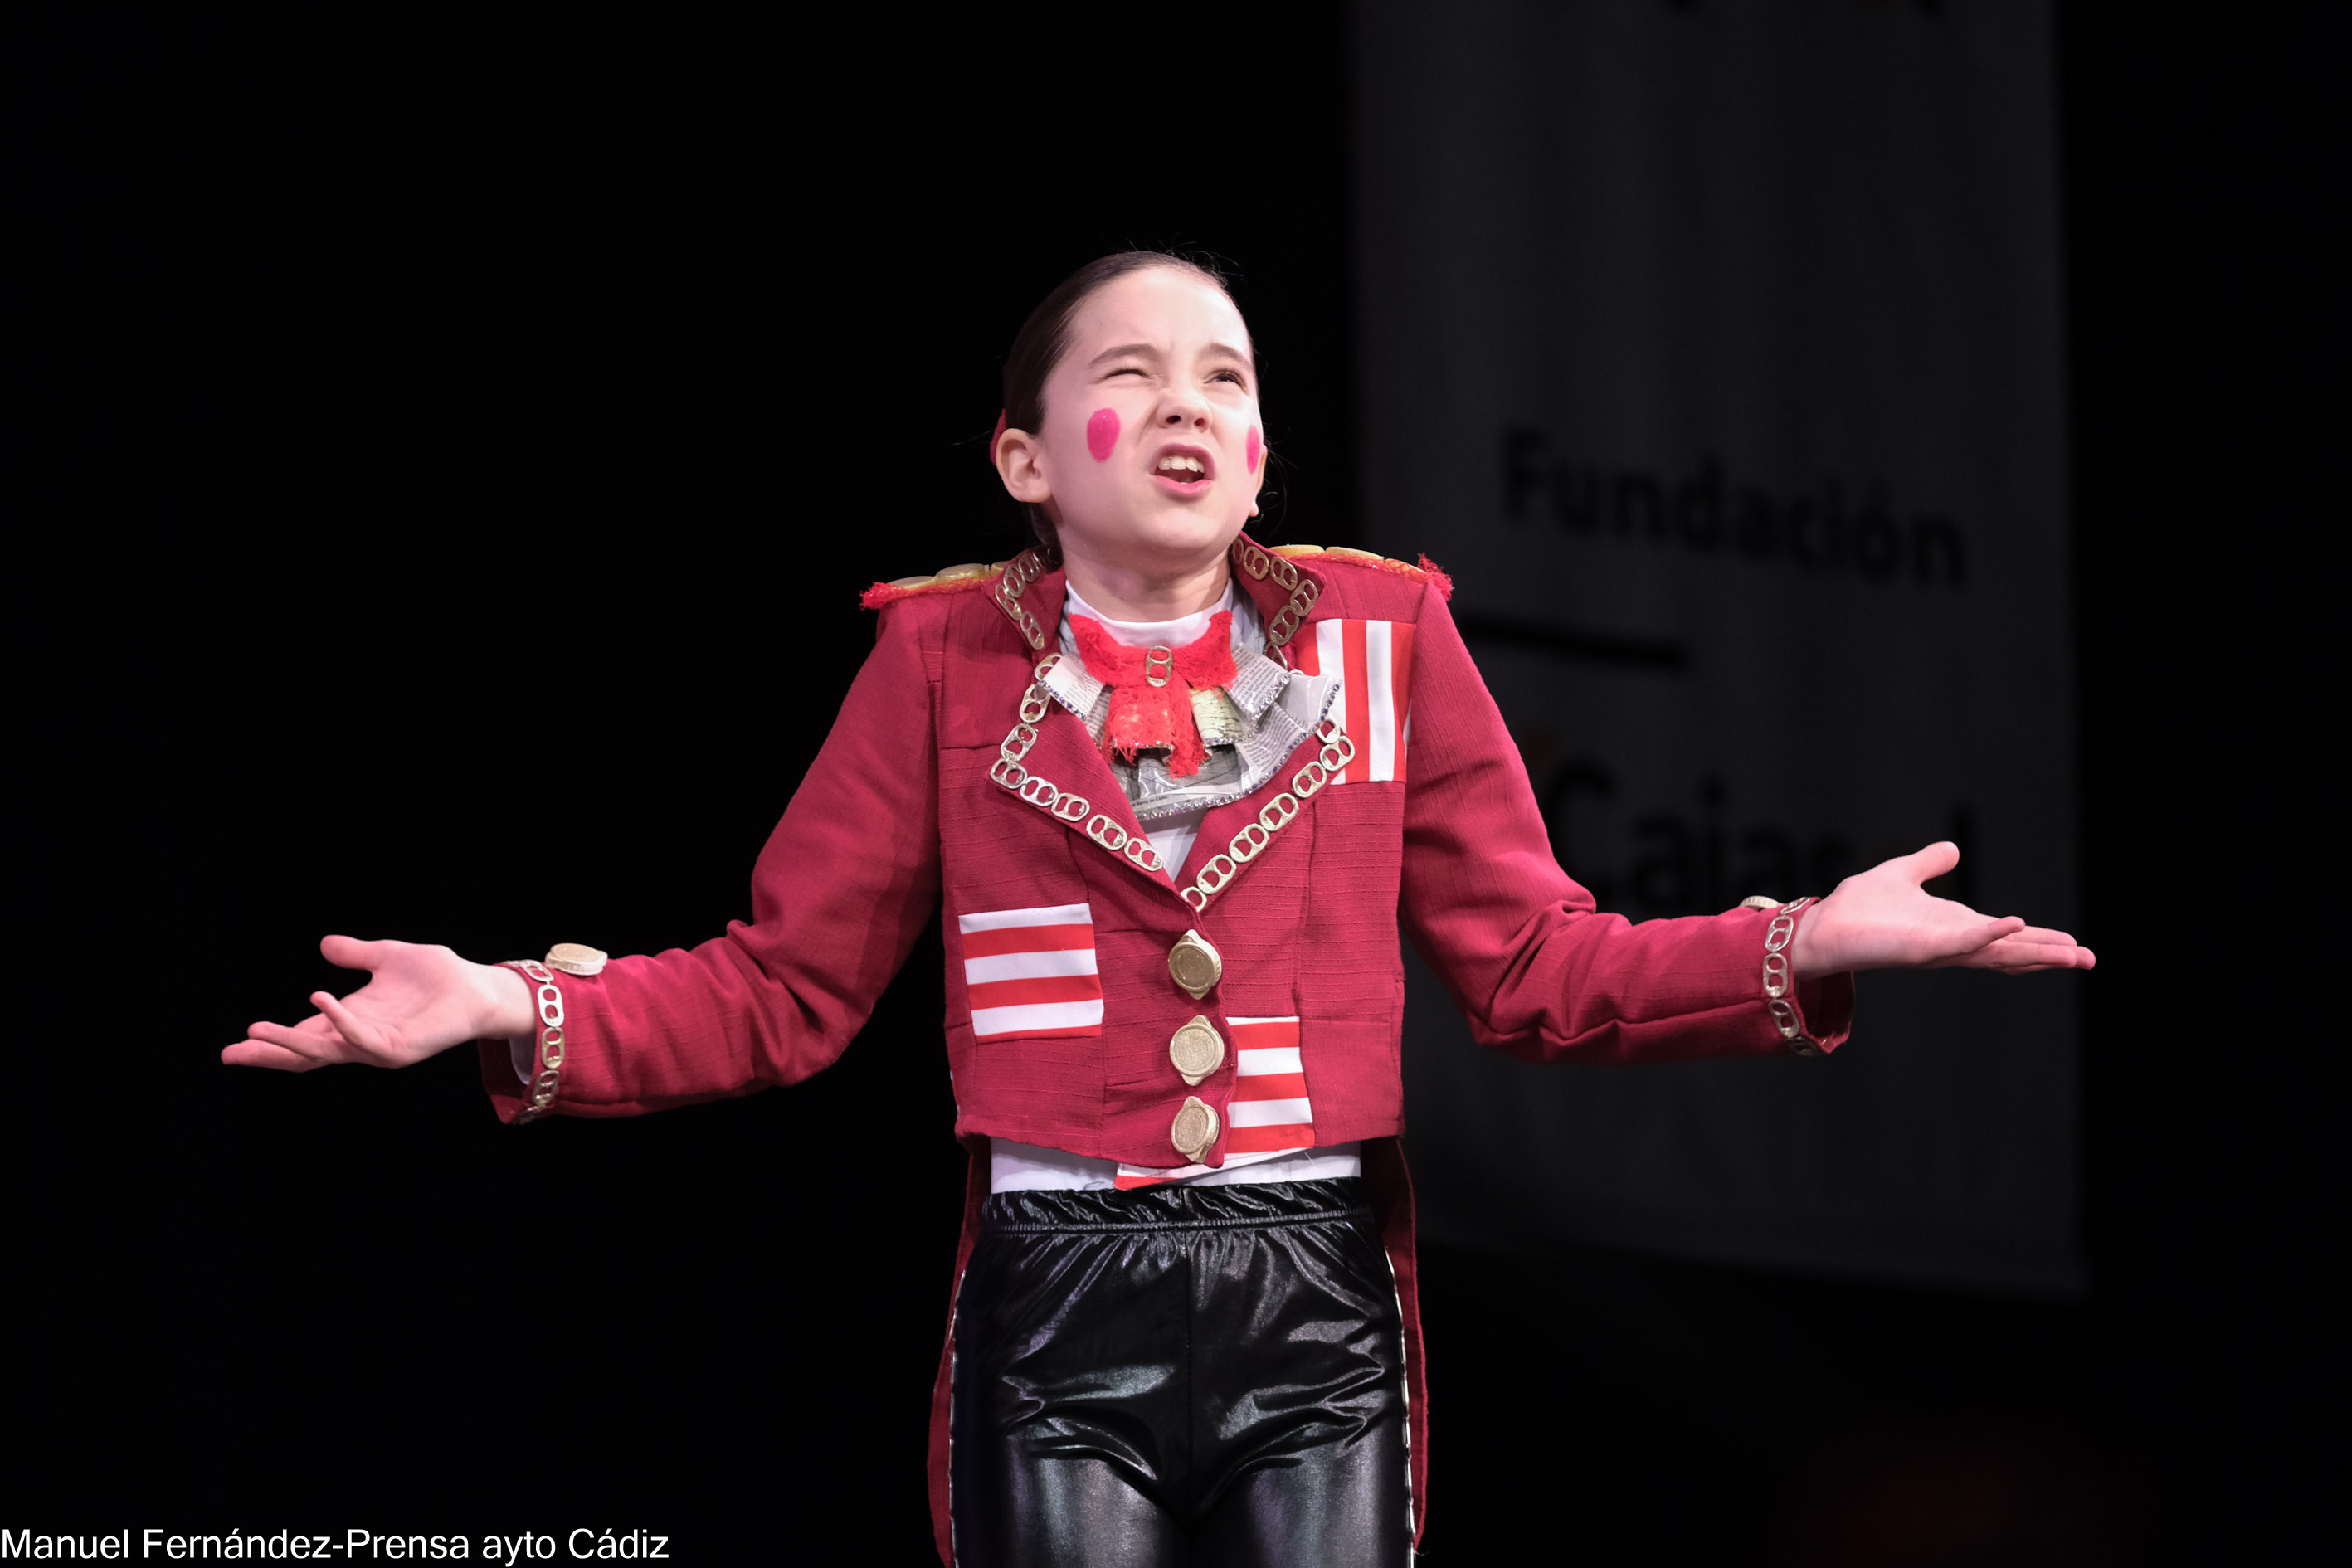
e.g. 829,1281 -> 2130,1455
996,426 -> 1054,506
1248,427 -> 1266,518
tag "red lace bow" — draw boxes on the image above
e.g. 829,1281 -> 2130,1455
1069,611 -> 1237,778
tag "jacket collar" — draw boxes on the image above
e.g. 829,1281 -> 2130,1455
1226,532 -> 1327,665
990,531 -> 1327,667
987,547 -> 1057,654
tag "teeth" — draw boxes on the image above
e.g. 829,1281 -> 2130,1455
1157,455 -> 1205,476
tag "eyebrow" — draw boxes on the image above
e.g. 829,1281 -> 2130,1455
1088,340 -> 1254,373
1088,343 -> 1159,367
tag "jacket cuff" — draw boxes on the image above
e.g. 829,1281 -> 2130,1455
1760,898 -> 1850,1055
476,949 -> 605,1122
497,958 -> 569,1122
1786,970 -> 1855,1054
478,1037 -> 538,1123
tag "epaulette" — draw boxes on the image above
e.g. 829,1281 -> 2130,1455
860,561 -> 1010,611
1268,544 -> 1453,601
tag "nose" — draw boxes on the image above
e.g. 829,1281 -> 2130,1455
1158,384 -> 1213,430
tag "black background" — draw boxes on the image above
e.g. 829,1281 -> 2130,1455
4,5 -> 2331,1563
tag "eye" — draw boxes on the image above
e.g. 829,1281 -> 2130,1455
1213,370 -> 1248,387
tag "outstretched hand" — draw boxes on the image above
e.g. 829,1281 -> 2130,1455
1789,842 -> 2094,980
222,936 -> 535,1072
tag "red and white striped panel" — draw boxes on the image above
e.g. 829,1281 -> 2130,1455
1115,1016 -> 1312,1188
958,902 -> 1103,1042
1293,619 -> 1416,784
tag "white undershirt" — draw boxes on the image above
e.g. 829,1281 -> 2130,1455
990,1137 -> 1365,1191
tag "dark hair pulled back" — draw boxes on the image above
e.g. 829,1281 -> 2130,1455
999,251 -> 1250,556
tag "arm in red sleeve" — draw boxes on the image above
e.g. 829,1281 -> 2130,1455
1397,586 -> 1850,1063
478,603 -> 944,1121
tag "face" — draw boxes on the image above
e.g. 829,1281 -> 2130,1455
997,266 -> 1266,576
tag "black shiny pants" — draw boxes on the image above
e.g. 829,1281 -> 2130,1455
948,1178 -> 1412,1567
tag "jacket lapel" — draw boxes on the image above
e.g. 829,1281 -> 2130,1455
1174,750 -> 1309,891
986,555 -> 1172,889
1166,534 -> 1336,895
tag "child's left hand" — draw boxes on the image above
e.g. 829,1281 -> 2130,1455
1789,841 -> 2096,978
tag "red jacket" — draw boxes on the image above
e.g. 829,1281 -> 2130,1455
478,533 -> 1852,1561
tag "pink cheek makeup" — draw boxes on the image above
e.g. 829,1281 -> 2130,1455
1086,407 -> 1120,462
1246,426 -> 1263,474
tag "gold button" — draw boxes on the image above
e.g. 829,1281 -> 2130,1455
1171,1096 -> 1220,1162
544,942 -> 608,976
1169,1015 -> 1225,1086
1166,929 -> 1223,999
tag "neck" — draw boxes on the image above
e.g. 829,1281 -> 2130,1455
1056,541 -> 1233,622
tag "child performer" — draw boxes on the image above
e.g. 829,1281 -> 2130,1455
226,252 -> 2094,1567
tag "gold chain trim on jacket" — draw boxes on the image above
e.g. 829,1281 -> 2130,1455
991,655 -> 1168,878
505,957 -> 567,1123
991,548 -> 1049,650
1177,718 -> 1354,912
1230,538 -> 1322,653
1761,897 -> 1822,1055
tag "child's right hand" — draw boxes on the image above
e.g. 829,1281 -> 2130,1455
222,935 -> 535,1072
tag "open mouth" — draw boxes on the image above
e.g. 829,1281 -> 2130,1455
1152,446 -> 1215,492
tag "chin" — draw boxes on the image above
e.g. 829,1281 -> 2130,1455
1109,505 -> 1252,562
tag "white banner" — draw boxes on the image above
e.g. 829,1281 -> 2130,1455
1357,0 -> 2078,1292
